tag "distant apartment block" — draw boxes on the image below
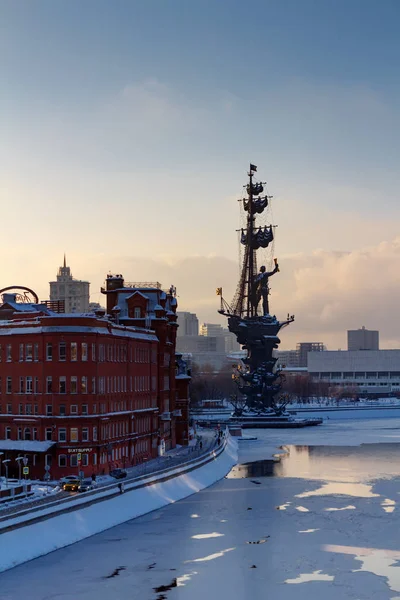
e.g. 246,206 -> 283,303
347,327 -> 379,351
297,342 -> 325,367
177,311 -> 199,336
49,256 -> 90,313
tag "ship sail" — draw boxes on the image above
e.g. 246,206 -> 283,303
240,225 -> 274,249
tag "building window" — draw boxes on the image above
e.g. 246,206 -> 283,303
6,344 -> 12,362
46,376 -> 53,394
82,428 -> 89,442
59,404 -> 66,416
46,343 -> 53,361
59,376 -> 66,394
25,344 -> 33,361
19,344 -> 24,362
19,403 -> 23,415
134,307 -> 141,318
82,454 -> 89,467
34,377 -> 39,394
91,377 -> 96,394
92,454 -> 97,465
59,342 -> 66,361
81,376 -> 87,394
81,343 -> 88,361
71,376 -> 77,394
19,377 -> 25,394
70,405 -> 78,415
58,428 -> 66,442
24,427 -> 31,440
17,427 -> 22,440
46,405 -> 53,416
6,377 -> 12,394
70,455 -> 78,467
58,455 -> 67,467
32,428 -> 38,440
91,343 -> 96,361
71,342 -> 78,362
6,403 -> 12,414
5,426 -> 11,439
70,428 -> 78,442
93,426 -> 97,441
82,404 -> 88,415
26,376 -> 33,394
45,428 -> 53,441
26,403 -> 32,415
34,343 -> 39,362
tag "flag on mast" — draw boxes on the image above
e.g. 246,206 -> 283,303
216,287 -> 222,296
250,163 -> 257,172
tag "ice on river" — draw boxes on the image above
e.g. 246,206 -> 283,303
2,417 -> 400,599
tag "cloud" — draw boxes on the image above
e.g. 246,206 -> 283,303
73,236 -> 400,351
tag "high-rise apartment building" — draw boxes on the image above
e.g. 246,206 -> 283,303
177,311 -> 199,336
49,256 -> 90,313
347,327 -> 379,351
296,342 -> 325,367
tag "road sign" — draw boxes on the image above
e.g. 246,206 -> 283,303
23,466 -> 29,475
23,457 -> 28,466
77,453 -> 82,462
44,464 -> 50,471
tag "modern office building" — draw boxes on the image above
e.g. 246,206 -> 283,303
347,327 -> 379,351
308,350 -> 400,396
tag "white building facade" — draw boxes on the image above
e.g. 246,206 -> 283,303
308,350 -> 400,396
49,256 -> 90,313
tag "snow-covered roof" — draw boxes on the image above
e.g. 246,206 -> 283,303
0,440 -> 56,452
0,325 -> 158,342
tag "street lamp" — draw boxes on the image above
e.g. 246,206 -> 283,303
15,457 -> 23,484
0,453 -> 4,486
2,459 -> 10,488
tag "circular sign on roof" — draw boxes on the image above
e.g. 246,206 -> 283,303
0,286 -> 39,304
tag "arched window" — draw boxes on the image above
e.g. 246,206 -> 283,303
24,427 -> 31,440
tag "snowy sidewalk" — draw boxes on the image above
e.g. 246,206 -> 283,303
0,429 -> 220,519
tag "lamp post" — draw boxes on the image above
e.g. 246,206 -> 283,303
0,452 -> 3,487
2,459 -> 10,488
15,457 -> 23,484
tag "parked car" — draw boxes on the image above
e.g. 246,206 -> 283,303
62,478 -> 81,492
60,475 -> 81,486
78,479 -> 95,493
110,469 -> 127,479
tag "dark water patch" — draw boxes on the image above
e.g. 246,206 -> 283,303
103,566 -> 126,579
153,578 -> 177,593
228,460 -> 276,479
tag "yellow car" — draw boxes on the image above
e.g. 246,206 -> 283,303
62,478 -> 81,492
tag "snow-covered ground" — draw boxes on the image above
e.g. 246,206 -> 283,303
1,417 -> 400,599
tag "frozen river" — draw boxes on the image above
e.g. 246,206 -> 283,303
3,418 -> 400,599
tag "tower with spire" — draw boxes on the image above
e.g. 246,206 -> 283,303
49,255 -> 90,313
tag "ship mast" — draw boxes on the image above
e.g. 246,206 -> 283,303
246,165 -> 256,318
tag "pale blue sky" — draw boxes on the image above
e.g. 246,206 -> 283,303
2,1 -> 400,347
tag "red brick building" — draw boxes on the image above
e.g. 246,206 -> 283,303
0,278 -> 190,480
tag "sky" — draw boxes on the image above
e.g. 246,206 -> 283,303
1,0 -> 400,349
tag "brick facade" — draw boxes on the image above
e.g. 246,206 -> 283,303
0,278 -> 190,481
